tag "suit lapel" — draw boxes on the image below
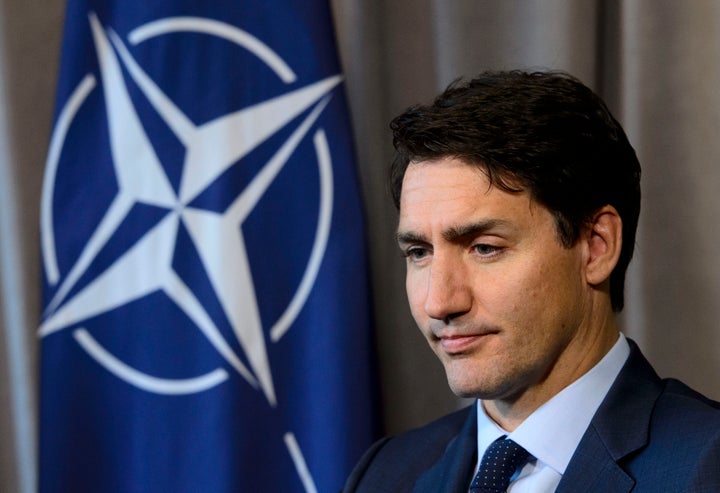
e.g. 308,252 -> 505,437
557,340 -> 663,493
413,404 -> 478,493
555,426 -> 635,493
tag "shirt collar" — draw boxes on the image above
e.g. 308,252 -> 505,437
476,333 -> 630,474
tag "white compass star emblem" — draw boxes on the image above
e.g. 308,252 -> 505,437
40,13 -> 339,407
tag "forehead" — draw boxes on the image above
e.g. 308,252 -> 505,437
398,158 -> 542,229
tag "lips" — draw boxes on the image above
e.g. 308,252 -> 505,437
437,332 -> 495,354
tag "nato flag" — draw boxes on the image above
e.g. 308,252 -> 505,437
39,1 -> 378,491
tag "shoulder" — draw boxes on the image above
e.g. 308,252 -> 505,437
343,406 -> 474,493
650,377 -> 720,437
656,377 -> 720,411
574,342 -> 720,489
613,339 -> 720,426
629,378 -> 720,489
615,343 -> 720,450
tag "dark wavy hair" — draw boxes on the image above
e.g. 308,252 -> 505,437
390,70 -> 641,312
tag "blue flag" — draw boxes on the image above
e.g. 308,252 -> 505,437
40,1 -> 378,491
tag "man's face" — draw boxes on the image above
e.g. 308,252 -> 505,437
397,157 -> 593,403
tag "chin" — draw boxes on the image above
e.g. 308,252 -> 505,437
444,365 -> 516,401
445,374 -> 487,399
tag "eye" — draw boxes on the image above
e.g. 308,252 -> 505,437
473,243 -> 503,257
403,246 -> 431,262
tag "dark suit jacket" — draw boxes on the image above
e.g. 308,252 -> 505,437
344,340 -> 720,492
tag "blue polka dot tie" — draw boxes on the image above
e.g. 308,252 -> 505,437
470,436 -> 530,492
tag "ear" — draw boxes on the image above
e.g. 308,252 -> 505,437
584,205 -> 623,286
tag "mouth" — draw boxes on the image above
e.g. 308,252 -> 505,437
436,331 -> 497,355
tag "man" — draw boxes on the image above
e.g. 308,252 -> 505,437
344,70 -> 720,492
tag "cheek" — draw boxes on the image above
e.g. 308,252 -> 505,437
482,262 -> 546,313
482,259 -> 568,334
504,255 -> 585,341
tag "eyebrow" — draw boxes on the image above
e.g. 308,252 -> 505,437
397,219 -> 514,245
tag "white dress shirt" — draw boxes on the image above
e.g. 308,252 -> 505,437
474,333 -> 630,492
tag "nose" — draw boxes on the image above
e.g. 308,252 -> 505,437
423,254 -> 472,323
